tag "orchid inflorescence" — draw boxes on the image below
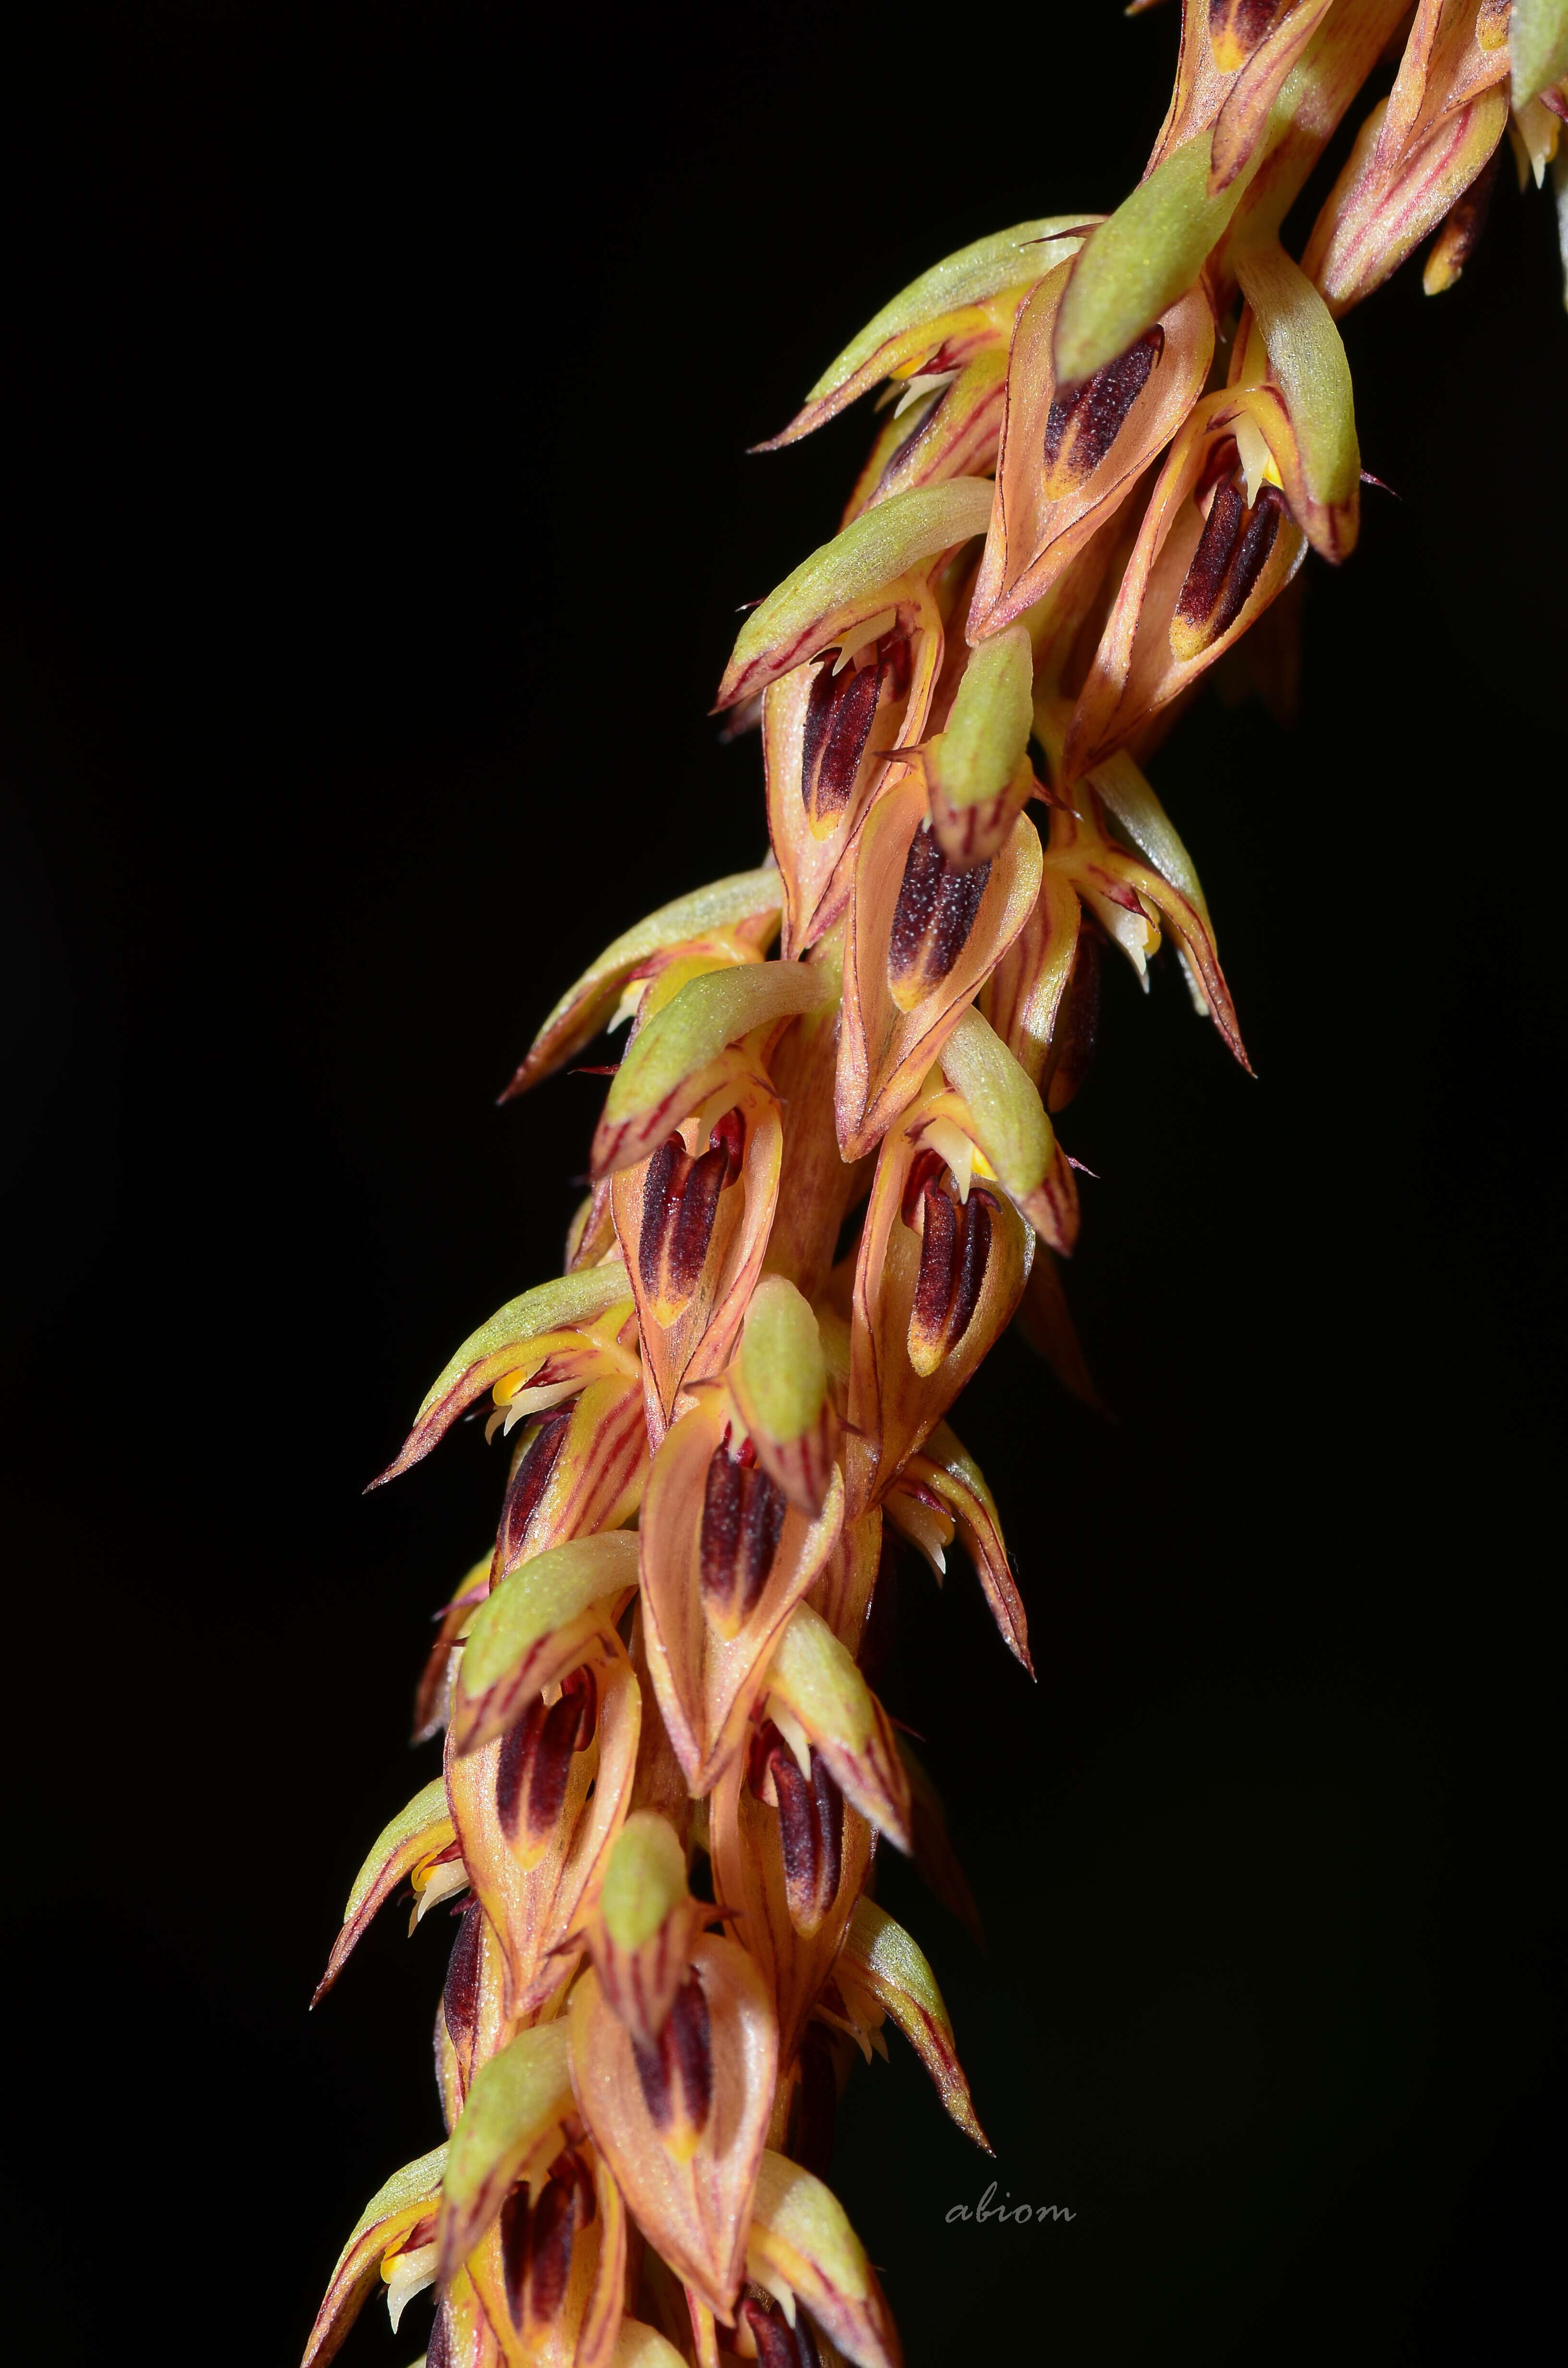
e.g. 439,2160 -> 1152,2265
304,8 -> 1566,2365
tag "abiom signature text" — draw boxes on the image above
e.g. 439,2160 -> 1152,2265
946,2183 -> 1077,2226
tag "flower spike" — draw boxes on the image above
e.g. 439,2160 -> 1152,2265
307,11 -> 1557,2358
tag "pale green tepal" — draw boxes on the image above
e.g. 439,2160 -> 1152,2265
928,626 -> 1033,813
438,2023 -> 575,2275
1053,133 -> 1245,384
410,1261 -> 630,1428
340,1777 -> 450,1924
507,864 -> 783,1095
1511,0 -> 1568,107
333,2144 -> 448,2274
939,1006 -> 1055,1198
796,217 -> 1093,406
1236,242 -> 1360,512
461,1529 -> 640,1697
600,1811 -> 690,1952
716,477 -> 996,709
606,962 -> 832,1128
736,1275 -> 827,1446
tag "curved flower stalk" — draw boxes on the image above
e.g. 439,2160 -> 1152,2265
305,6 -> 1564,2362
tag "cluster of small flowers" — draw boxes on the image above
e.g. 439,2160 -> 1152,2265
304,8 -> 1564,2365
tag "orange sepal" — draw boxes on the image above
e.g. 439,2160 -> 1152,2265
968,263 -> 1214,641
1062,397 -> 1305,782
837,780 -> 1043,1158
763,592 -> 946,960
1303,81 -> 1510,314
612,1069 -> 784,1434
887,1419 -> 1032,1674
980,867 -> 1082,1091
841,345 -> 1010,522
568,1936 -> 778,2322
462,2140 -> 625,2368
637,1388 -> 845,1795
847,1084 -> 1032,1513
445,1643 -> 641,2021
1043,800 -> 1250,1072
759,973 -> 872,1310
710,1747 -> 875,2065
490,1371 -> 649,1581
1208,0 -> 1339,194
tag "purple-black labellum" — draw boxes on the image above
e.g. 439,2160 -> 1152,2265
739,2292 -> 826,2368
426,2301 -> 455,2368
699,1431 -> 787,1632
800,633 -> 911,830
494,1405 -> 574,1569
640,1107 -> 747,1321
1171,477 -> 1285,659
1044,925 -> 1101,1113
907,1170 -> 995,1366
760,1727 -> 844,1935
631,1969 -> 714,2143
493,1665 -> 596,1848
500,2152 -> 594,2331
888,824 -> 991,1006
442,1898 -> 483,2057
1042,325 -> 1164,494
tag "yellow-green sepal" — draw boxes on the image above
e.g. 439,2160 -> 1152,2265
759,218 -> 1095,447
502,867 -> 783,1098
374,1261 -> 631,1484
1233,240 -> 1360,561
837,1896 -> 990,2150
731,1275 -> 834,1516
311,1776 -> 455,2004
762,1601 -> 910,1850
1054,133 -> 1248,385
745,2152 -> 901,2368
715,479 -> 995,712
1512,0 -> 1568,109
452,1528 -> 640,1752
592,962 -> 830,1177
301,2143 -> 448,2368
436,2022 -> 575,2279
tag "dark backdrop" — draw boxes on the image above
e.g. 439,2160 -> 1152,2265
2,6 -> 1563,2363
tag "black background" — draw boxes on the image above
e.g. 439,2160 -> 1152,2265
2,5 -> 1563,2362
